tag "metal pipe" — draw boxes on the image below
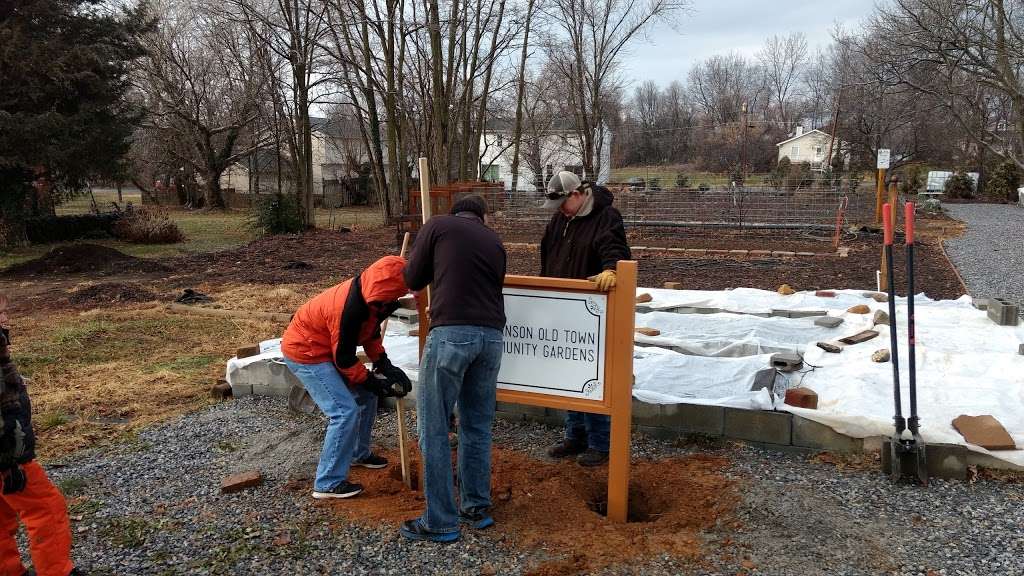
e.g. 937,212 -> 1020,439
884,203 -> 905,435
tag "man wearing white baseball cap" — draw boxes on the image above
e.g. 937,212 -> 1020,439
538,170 -> 631,466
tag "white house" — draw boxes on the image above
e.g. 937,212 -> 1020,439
220,115 -> 369,194
775,127 -> 847,171
478,119 -> 612,191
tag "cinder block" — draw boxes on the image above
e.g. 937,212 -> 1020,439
771,352 -> 803,372
881,441 -> 966,481
1018,343 -> 1024,355
749,368 -> 777,392
814,316 -> 844,328
792,417 -> 862,452
631,398 -> 661,420
230,382 -> 253,397
771,309 -> 793,318
636,425 -> 680,442
391,308 -> 419,324
972,298 -> 989,311
987,298 -> 1020,326
694,307 -> 719,314
724,408 -> 792,445
670,403 -> 725,435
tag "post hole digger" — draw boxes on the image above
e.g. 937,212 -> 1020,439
882,202 -> 928,485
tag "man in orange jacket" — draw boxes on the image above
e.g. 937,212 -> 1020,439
0,294 -> 81,576
281,256 -> 412,499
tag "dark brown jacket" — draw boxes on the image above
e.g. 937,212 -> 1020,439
540,184 -> 631,280
0,330 -> 35,467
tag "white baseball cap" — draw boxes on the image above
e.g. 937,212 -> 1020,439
542,171 -> 582,209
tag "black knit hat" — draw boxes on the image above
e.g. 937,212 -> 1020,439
450,194 -> 488,219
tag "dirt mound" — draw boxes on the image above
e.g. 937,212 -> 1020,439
307,447 -> 737,575
4,244 -> 168,276
67,283 -> 158,306
172,227 -> 397,287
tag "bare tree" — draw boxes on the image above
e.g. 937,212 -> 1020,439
134,0 -> 265,208
545,0 -> 688,182
757,32 -> 808,126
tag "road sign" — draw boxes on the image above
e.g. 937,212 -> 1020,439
877,149 -> 891,169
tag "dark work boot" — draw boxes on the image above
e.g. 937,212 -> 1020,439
548,439 -> 587,459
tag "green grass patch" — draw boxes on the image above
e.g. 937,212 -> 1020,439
68,497 -> 104,517
146,354 -> 218,375
38,411 -> 70,431
101,516 -> 157,548
51,320 -> 111,347
57,476 -> 89,496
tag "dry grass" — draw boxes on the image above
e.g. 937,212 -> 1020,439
12,303 -> 289,459
202,284 -> 318,314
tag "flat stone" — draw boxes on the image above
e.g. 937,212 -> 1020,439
771,309 -> 793,318
784,387 -> 818,409
772,251 -> 796,257
871,349 -> 891,362
635,293 -> 653,304
221,470 -> 263,493
816,342 -> 841,353
814,316 -> 844,328
789,310 -> 827,318
952,415 -> 1016,450
663,282 -> 683,290
777,284 -> 795,295
839,330 -> 880,345
694,307 -> 719,314
729,249 -> 748,255
749,250 -> 772,256
863,291 -> 888,302
635,327 -> 661,336
815,290 -> 836,297
847,304 -> 871,314
872,310 -> 890,326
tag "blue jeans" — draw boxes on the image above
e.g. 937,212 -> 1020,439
417,325 -> 503,533
283,358 -> 378,492
566,411 -> 610,452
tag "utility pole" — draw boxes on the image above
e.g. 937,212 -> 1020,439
740,102 -> 748,182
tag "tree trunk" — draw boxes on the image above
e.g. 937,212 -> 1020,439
508,0 -> 535,194
204,170 -> 227,209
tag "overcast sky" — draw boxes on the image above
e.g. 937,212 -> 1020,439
619,0 -> 869,87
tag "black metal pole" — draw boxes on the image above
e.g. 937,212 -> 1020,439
905,202 -> 919,435
884,203 -> 905,435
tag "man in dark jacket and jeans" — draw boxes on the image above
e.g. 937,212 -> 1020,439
401,195 -> 506,542
540,171 -> 631,467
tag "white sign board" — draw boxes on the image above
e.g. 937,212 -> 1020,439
498,288 -> 607,400
877,149 -> 891,169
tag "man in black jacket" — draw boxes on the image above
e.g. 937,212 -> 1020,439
400,195 -> 506,542
540,171 -> 631,467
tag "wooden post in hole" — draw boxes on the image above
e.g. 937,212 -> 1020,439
606,260 -> 636,523
391,232 -> 413,489
415,157 -> 432,492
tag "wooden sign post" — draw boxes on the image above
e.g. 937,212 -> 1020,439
497,261 -> 637,522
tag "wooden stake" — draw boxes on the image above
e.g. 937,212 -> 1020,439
606,260 -> 637,523
388,231 -> 414,489
416,157 -> 432,493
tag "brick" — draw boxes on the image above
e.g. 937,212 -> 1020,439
728,249 -> 749,255
635,293 -> 653,304
749,250 -> 772,256
221,470 -> 262,493
236,344 -> 261,359
663,281 -> 683,290
987,298 -> 1020,326
784,387 -> 818,409
772,251 -> 796,257
724,408 -> 792,445
814,316 -> 843,328
634,327 -> 661,336
839,330 -> 879,345
791,417 -> 862,452
815,290 -> 836,297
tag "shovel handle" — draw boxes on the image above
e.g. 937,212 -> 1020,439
883,203 -> 893,246
905,203 -> 915,245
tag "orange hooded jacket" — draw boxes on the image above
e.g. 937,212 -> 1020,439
281,256 -> 408,385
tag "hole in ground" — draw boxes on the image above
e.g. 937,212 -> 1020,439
582,483 -> 670,523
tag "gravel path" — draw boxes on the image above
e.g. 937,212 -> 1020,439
943,204 -> 1024,308
46,397 -> 1024,575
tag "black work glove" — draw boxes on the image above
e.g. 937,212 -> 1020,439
2,466 -> 26,494
373,355 -> 412,398
364,373 -> 392,398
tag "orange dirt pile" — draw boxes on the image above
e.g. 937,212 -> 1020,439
311,447 -> 737,575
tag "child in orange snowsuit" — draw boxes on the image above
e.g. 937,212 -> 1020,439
0,294 -> 78,576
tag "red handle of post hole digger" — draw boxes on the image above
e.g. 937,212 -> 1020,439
905,203 -> 915,245
883,203 -> 893,246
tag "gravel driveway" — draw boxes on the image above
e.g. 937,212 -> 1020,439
943,204 -> 1024,308
45,397 -> 1024,576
